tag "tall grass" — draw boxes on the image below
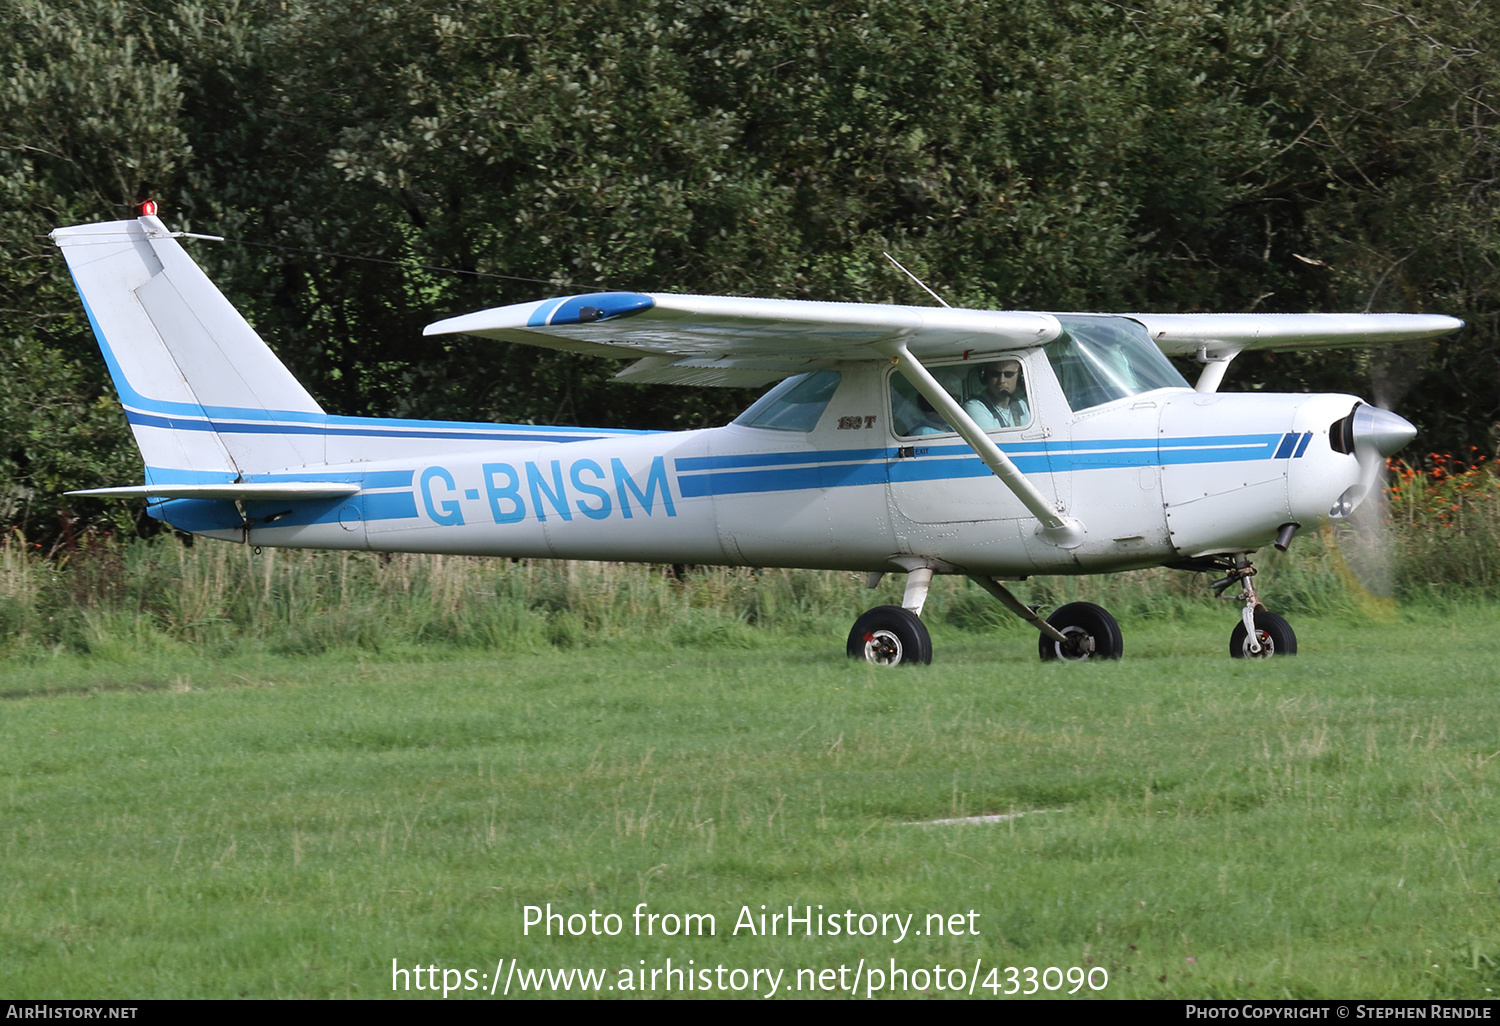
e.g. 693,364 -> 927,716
0,534 -> 895,659
1386,454 -> 1500,596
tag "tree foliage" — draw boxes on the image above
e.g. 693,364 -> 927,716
1,0 -> 1497,543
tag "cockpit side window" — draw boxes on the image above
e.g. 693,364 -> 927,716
889,358 -> 1031,437
1043,316 -> 1189,412
734,371 -> 842,431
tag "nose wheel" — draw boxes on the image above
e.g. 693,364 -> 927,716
1212,556 -> 1297,658
1230,609 -> 1297,659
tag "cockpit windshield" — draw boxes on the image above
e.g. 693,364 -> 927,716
1042,316 -> 1189,412
733,371 -> 842,431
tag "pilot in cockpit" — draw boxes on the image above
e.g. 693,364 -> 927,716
964,360 -> 1029,430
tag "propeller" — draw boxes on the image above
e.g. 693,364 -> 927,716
1329,404 -> 1418,518
1327,402 -> 1417,607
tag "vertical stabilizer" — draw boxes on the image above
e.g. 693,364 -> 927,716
50,215 -> 327,481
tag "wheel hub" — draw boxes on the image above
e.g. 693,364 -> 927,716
1241,630 -> 1275,659
862,629 -> 903,666
1055,625 -> 1096,660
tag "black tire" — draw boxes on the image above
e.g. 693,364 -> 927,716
847,605 -> 933,666
1229,609 -> 1297,658
1037,601 -> 1124,661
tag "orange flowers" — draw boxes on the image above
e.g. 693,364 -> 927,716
1385,452 -> 1499,530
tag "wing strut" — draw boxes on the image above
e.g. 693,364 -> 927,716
879,341 -> 1085,548
1192,343 -> 1243,394
966,574 -> 1069,643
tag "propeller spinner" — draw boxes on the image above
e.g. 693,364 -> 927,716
1329,403 -> 1417,518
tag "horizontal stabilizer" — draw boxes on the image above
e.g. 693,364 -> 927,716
67,482 -> 361,501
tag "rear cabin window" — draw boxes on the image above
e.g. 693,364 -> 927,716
734,371 -> 842,432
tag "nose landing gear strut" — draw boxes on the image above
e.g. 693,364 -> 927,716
1212,556 -> 1297,658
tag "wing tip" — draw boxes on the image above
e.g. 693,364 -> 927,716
426,292 -> 655,337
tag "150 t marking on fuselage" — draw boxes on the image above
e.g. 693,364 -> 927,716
418,456 -> 676,526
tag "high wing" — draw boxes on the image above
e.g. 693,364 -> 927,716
1127,311 -> 1462,392
425,292 -> 1463,389
424,292 -> 1061,387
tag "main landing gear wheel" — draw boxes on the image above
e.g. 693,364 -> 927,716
847,605 -> 932,667
1037,601 -> 1124,662
1229,610 -> 1297,658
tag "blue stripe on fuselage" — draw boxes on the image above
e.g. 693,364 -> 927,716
677,460 -> 890,498
675,446 -> 895,471
674,432 -> 1299,497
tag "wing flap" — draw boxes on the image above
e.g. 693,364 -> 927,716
611,355 -> 829,388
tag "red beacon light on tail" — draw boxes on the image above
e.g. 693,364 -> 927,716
140,200 -> 157,216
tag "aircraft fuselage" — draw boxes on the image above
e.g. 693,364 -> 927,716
171,359 -> 1364,579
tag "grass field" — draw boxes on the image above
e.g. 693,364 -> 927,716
3,591 -> 1498,999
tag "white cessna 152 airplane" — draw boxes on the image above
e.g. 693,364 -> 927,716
52,209 -> 1460,665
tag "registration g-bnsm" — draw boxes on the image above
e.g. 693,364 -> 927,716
52,208 -> 1459,665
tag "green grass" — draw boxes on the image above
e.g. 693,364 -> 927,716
3,604 -> 1498,999
0,528 -> 1372,667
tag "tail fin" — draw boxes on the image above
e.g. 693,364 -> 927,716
50,214 -> 326,483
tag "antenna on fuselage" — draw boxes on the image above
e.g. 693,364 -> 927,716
882,252 -> 951,308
